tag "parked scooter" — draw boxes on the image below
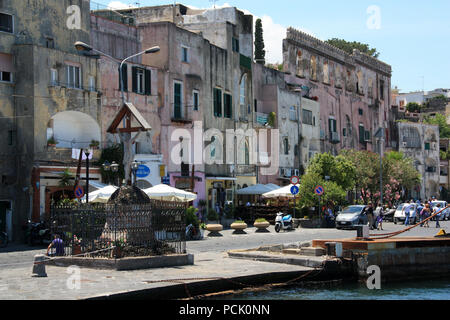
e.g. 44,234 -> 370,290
26,221 -> 52,246
275,212 -> 294,233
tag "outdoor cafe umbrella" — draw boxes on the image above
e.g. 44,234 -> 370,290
236,184 -> 280,195
81,185 -> 118,203
143,184 -> 197,202
262,184 -> 296,199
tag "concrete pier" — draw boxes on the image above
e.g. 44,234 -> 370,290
312,237 -> 450,281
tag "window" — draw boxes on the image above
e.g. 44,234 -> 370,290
7,130 -> 14,146
66,65 -> 81,89
193,90 -> 199,111
323,61 -> 329,84
174,82 -> 183,119
343,128 -> 347,137
358,108 -> 363,115
244,139 -> 250,165
181,46 -> 189,63
88,76 -> 95,91
232,38 -> 240,53
224,93 -> 232,118
289,106 -> 297,121
0,71 -> 11,82
0,13 -> 13,33
380,80 -> 385,100
359,124 -> 365,143
296,50 -> 303,77
213,88 -> 222,117
302,109 -> 313,125
310,56 -> 317,81
329,118 -> 337,133
283,138 -> 289,155
240,74 -> 247,118
425,142 -> 430,150
132,67 -> 151,95
50,69 -> 58,86
46,37 -> 54,49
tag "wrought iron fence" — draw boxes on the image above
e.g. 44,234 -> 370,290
50,201 -> 186,258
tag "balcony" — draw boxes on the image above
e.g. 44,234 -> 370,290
254,112 -> 269,127
171,105 -> 192,123
330,131 -> 340,144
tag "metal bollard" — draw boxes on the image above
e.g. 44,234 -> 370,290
32,254 -> 47,277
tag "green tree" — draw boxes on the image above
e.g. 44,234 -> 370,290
254,18 -> 265,65
423,113 -> 450,139
325,38 -> 380,58
406,102 -> 421,113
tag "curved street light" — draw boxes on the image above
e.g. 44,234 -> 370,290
75,41 -> 160,185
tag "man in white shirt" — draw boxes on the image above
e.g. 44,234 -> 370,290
402,200 -> 414,226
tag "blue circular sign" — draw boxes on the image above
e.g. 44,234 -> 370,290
290,185 -> 299,195
315,185 -> 324,196
136,165 -> 150,178
75,185 -> 84,199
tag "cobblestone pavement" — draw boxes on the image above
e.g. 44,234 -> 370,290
0,221 -> 447,299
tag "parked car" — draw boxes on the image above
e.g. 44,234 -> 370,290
393,203 -> 418,224
335,205 -> 369,230
430,201 -> 449,221
382,206 -> 396,222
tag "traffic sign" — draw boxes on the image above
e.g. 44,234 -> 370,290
290,185 -> 300,196
74,185 -> 85,199
314,185 -> 324,196
136,165 -> 151,178
290,175 -> 300,185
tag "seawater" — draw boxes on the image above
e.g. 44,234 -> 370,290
218,278 -> 450,300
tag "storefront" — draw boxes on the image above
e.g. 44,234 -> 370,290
206,177 -> 236,212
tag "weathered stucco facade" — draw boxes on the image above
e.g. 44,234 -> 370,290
283,28 -> 392,156
397,122 -> 440,200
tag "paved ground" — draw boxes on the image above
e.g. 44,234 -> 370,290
0,221 -> 447,300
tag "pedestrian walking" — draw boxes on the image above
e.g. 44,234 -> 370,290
416,200 -> 424,227
423,203 -> 431,228
402,200 -> 414,226
376,206 -> 385,230
434,203 -> 442,228
367,203 -> 375,230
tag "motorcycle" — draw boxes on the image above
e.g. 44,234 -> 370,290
27,221 -> 52,246
275,212 -> 294,233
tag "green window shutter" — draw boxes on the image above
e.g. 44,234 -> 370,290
131,66 -> 137,93
174,83 -> 182,119
145,69 -> 151,95
119,63 -> 128,92
214,88 -> 222,117
359,125 -> 365,143
224,94 -> 232,118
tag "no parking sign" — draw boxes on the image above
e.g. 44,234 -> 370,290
74,185 -> 84,199
314,185 -> 324,196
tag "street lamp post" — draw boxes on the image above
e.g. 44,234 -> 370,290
74,41 -> 160,186
131,160 -> 140,186
84,150 -> 91,203
102,161 -> 120,186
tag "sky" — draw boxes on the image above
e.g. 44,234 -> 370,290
92,0 -> 450,93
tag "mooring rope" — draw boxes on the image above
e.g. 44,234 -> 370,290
368,205 -> 450,240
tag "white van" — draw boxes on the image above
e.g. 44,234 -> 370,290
394,203 -> 418,224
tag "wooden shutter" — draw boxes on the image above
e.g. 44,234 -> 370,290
131,66 -> 137,93
174,82 -> 182,119
145,69 -> 151,95
119,64 -> 128,92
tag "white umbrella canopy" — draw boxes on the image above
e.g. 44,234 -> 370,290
262,184 -> 297,198
81,185 -> 118,203
237,184 -> 280,195
143,184 -> 197,202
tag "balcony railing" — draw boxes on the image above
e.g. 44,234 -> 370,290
171,105 -> 192,123
254,112 -> 269,127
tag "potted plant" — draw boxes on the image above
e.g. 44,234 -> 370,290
89,139 -> 100,149
47,137 -> 57,147
254,218 -> 270,232
112,239 -> 125,258
230,220 -> 247,234
199,223 -> 207,238
207,209 -> 219,224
